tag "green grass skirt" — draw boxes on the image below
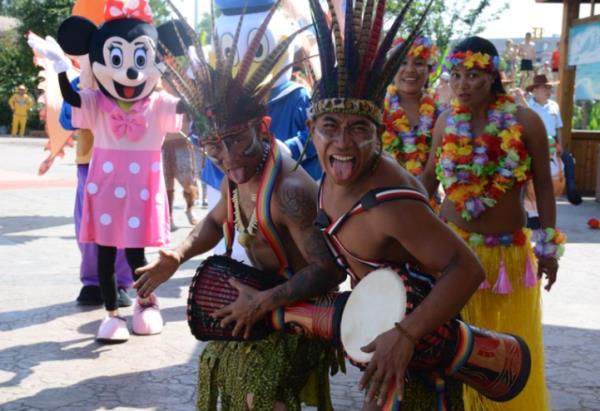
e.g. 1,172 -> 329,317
197,332 -> 341,410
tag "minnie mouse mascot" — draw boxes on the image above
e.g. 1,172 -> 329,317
42,0 -> 184,342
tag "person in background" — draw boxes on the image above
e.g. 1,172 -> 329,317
518,32 -> 536,89
422,36 -> 563,411
503,39 -> 517,83
551,41 -> 560,81
9,85 -> 34,137
525,74 -> 581,210
434,71 -> 453,111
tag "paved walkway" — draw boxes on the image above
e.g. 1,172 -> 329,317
0,137 -> 599,410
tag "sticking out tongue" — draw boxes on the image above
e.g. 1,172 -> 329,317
331,157 -> 354,181
228,167 -> 246,183
123,87 -> 135,98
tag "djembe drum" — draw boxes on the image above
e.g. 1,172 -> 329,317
187,255 -> 349,342
340,267 -> 531,402
188,256 -> 531,402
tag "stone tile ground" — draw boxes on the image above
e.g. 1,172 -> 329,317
0,137 -> 599,410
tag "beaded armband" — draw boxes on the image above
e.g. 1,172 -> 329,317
532,227 -> 566,260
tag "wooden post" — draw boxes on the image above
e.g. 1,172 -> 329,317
558,0 -> 581,151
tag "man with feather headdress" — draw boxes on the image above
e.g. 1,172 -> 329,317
134,2 -> 345,409
306,0 -> 485,409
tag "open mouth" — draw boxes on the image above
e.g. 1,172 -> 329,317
113,81 -> 146,99
329,154 -> 356,181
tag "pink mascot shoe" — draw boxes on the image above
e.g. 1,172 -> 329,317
96,316 -> 129,343
132,293 -> 163,335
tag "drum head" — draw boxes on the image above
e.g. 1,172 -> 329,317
341,268 -> 407,364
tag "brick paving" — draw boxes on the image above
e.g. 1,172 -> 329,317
0,137 -> 599,410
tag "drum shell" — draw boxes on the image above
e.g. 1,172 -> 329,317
187,255 -> 283,341
271,292 -> 350,346
445,323 -> 531,402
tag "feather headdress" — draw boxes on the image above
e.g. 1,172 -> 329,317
309,0 -> 433,125
158,0 -> 308,141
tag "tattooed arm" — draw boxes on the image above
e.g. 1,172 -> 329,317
258,175 -> 346,311
215,169 -> 346,338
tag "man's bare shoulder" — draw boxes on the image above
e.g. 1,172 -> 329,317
375,156 -> 428,196
273,156 -> 319,227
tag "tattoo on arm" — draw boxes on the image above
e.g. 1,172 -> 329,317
268,229 -> 343,307
277,182 -> 316,227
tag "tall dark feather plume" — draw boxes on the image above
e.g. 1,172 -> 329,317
373,0 -> 434,102
368,0 -> 414,79
352,0 -> 364,49
242,25 -> 310,95
308,0 -> 335,98
325,0 -> 346,97
254,53 -> 319,103
354,0 -> 387,96
234,0 -> 282,87
344,0 -> 357,88
357,0 -> 375,63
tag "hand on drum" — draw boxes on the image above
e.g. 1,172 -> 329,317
358,327 -> 415,406
134,249 -> 181,298
213,279 -> 268,339
537,256 -> 558,291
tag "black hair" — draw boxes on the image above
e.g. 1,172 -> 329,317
451,36 -> 506,95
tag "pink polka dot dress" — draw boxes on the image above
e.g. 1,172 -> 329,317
73,89 -> 182,248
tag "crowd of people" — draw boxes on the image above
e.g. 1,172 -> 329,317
26,0 -> 579,409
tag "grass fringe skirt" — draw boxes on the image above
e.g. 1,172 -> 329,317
449,223 -> 550,411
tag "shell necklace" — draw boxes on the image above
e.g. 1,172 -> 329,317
232,141 -> 270,248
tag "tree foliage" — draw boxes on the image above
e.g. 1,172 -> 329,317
0,0 -> 73,129
0,0 -> 171,129
385,0 -> 508,60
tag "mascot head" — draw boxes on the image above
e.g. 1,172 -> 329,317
57,0 -> 170,102
214,0 -> 297,89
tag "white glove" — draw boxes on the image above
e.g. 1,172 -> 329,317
27,34 -> 71,74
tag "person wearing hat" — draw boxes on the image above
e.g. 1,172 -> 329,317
524,74 -> 581,225
8,85 -> 34,137
135,4 -> 343,409
307,2 -> 485,409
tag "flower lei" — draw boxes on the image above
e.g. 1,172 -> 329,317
445,51 -> 500,73
382,85 -> 436,176
435,94 -> 532,220
532,227 -> 566,260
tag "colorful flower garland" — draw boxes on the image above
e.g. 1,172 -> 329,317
532,227 -> 566,260
382,85 -> 436,176
435,94 -> 532,220
444,51 -> 500,73
393,36 -> 438,68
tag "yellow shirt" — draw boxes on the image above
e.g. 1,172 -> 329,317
8,93 -> 34,116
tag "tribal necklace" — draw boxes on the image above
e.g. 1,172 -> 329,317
435,94 -> 531,221
382,85 -> 436,176
232,141 -> 270,248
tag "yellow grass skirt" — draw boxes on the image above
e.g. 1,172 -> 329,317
448,223 -> 550,411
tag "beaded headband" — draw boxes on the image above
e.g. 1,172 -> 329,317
444,50 -> 500,73
311,98 -> 383,125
